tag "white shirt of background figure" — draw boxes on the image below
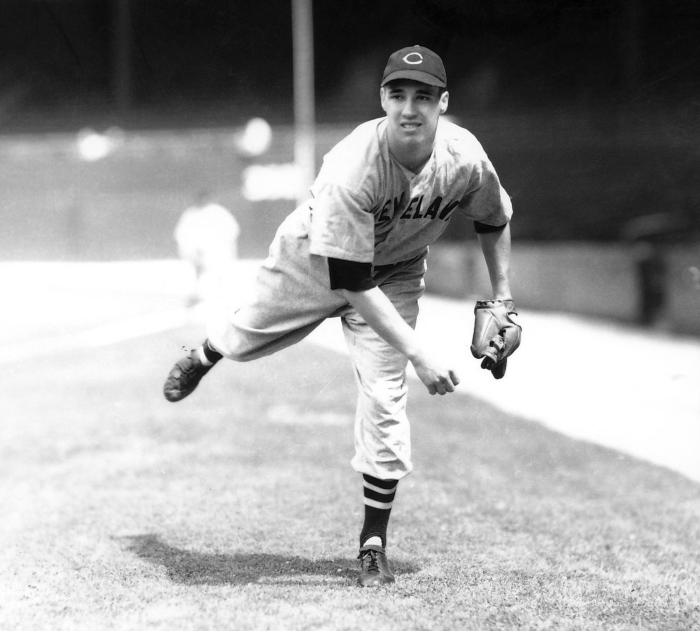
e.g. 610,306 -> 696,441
174,191 -> 241,307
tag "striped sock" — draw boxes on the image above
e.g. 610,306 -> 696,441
360,474 -> 398,549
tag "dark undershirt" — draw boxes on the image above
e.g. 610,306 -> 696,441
328,221 -> 508,291
327,257 -> 376,292
474,220 -> 507,234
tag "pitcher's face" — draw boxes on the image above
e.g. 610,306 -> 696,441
380,80 -> 449,154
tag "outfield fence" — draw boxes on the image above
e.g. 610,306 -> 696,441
3,118 -> 699,336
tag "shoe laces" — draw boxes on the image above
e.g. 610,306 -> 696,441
359,549 -> 381,574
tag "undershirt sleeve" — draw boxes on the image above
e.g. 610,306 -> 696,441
474,220 -> 508,234
327,257 -> 377,292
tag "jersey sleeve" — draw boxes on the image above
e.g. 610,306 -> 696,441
308,183 -> 376,263
459,157 -> 513,228
174,210 -> 197,255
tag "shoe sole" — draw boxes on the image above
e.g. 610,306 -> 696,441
357,577 -> 395,587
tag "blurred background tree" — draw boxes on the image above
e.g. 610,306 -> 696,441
1,0 -> 697,127
0,0 -> 698,246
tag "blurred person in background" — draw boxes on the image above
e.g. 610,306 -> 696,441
174,189 -> 241,308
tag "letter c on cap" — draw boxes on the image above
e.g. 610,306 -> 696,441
403,52 -> 423,65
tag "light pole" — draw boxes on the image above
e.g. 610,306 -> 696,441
292,0 -> 316,205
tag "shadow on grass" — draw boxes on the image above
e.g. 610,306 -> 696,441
119,534 -> 419,586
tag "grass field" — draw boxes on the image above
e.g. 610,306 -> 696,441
2,267 -> 700,631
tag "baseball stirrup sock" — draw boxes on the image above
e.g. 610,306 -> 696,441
198,339 -> 223,366
360,474 -> 398,549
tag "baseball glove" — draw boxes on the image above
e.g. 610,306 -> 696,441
470,299 -> 522,379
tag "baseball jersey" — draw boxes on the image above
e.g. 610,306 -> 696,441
174,203 -> 241,263
308,117 -> 512,267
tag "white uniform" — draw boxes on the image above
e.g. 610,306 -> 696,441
309,117 -> 511,265
209,116 -> 512,480
174,202 -> 241,304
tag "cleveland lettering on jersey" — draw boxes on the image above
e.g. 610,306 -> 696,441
369,194 -> 459,224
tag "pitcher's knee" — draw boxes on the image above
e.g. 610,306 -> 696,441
367,388 -> 408,424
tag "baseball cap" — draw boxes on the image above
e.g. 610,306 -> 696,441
381,45 -> 447,88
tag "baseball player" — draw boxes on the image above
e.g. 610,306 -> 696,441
174,190 -> 241,307
163,45 -> 521,587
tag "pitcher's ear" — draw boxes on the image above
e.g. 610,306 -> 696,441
380,87 -> 389,113
440,91 -> 449,115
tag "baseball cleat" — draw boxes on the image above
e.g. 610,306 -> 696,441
163,349 -> 212,402
357,545 -> 395,587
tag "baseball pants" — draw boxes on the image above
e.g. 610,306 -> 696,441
207,208 -> 426,480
